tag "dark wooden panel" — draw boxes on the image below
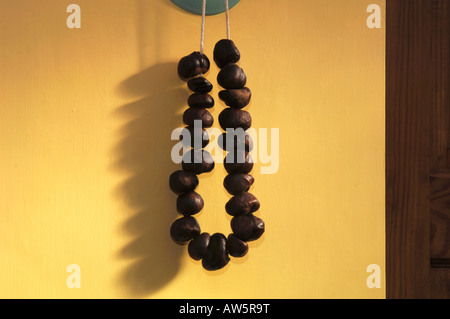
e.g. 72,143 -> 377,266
428,0 -> 450,276
430,176 -> 450,260
429,0 -> 450,300
430,0 -> 450,170
429,0 -> 450,266
386,0 -> 433,298
431,268 -> 450,298
387,0 -> 450,298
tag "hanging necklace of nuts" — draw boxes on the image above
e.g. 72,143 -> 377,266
170,39 -> 264,271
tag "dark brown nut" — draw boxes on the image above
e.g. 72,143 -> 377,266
218,131 -> 253,152
183,107 -> 214,128
177,52 -> 210,81
182,149 -> 215,174
224,151 -> 254,174
218,108 -> 252,131
202,233 -> 230,271
170,217 -> 201,245
180,126 -> 210,149
225,192 -> 260,216
169,170 -> 199,195
226,234 -> 248,257
187,76 -> 213,93
223,173 -> 254,195
188,93 -> 214,108
218,88 -> 251,109
213,39 -> 241,69
230,214 -> 265,242
188,232 -> 210,260
217,64 -> 247,89
176,191 -> 204,216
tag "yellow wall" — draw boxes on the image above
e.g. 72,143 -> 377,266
0,0 -> 385,298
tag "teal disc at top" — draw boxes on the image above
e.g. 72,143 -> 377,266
171,0 -> 240,15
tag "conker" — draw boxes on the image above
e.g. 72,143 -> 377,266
213,39 -> 241,69
218,108 -> 252,131
225,192 -> 260,216
218,88 -> 251,109
226,234 -> 248,257
223,173 -> 254,195
188,232 -> 210,261
230,214 -> 265,242
202,233 -> 230,271
217,64 -> 247,89
218,131 -> 253,152
176,191 -> 204,216
188,93 -> 214,108
224,151 -> 254,174
182,149 -> 215,174
183,107 -> 213,128
180,126 -> 210,149
170,217 -> 201,245
169,170 -> 199,195
178,52 -> 210,81
187,76 -> 213,93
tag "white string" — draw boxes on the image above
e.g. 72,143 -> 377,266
201,0 -> 230,52
225,0 -> 230,39
200,0 -> 206,54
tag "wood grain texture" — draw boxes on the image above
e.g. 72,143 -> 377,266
387,0 -> 450,298
431,268 -> 450,298
430,0 -> 450,170
431,177 -> 450,259
429,0 -> 450,299
386,0 -> 432,299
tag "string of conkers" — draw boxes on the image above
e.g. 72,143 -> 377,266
169,39 -> 265,271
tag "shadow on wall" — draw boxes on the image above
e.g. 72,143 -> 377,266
113,62 -> 186,297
